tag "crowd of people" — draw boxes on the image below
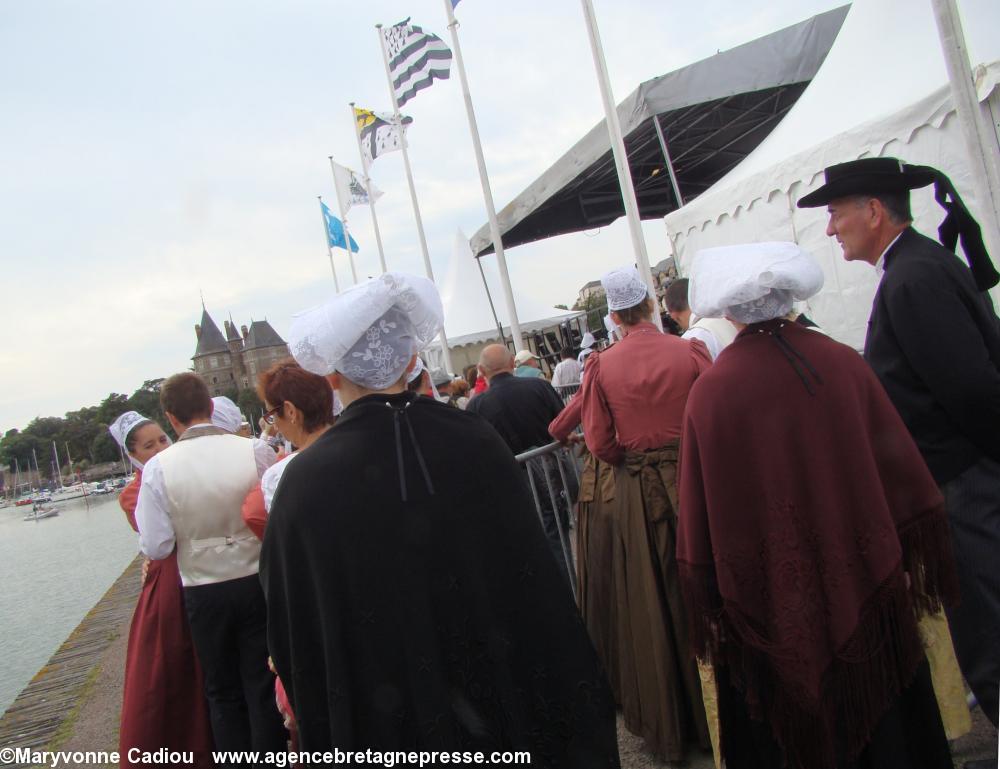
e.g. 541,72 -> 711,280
104,157 -> 999,769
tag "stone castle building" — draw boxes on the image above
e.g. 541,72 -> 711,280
192,306 -> 290,396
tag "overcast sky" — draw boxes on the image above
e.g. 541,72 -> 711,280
0,0 -> 846,432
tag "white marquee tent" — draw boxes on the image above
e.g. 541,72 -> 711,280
423,232 -> 581,373
664,0 -> 1000,350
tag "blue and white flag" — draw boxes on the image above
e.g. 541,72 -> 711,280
382,19 -> 452,107
321,202 -> 359,253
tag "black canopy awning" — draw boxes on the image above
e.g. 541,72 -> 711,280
471,5 -> 848,256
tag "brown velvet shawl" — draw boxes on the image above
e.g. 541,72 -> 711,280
677,319 -> 957,769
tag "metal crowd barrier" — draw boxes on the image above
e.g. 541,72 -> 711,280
553,383 -> 581,405
514,441 -> 582,600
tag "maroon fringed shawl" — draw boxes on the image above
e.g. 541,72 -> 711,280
677,320 -> 957,769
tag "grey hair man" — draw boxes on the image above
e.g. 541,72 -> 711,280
800,157 -> 1000,732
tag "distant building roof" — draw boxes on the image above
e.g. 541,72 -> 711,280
224,317 -> 242,342
243,320 -> 286,351
194,308 -> 229,356
579,280 -> 602,291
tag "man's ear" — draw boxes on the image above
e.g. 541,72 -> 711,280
164,411 -> 182,437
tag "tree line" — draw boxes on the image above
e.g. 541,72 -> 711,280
1,379 -> 264,480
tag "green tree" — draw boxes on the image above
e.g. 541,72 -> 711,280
572,292 -> 609,334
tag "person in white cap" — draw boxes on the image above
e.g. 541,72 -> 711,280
578,331 -> 597,364
578,265 -> 712,763
133,373 -> 285,757
210,396 -> 244,434
108,411 -> 214,768
262,272 -> 620,765
513,348 -> 545,379
678,242 -> 957,769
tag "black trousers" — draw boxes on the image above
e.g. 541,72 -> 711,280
184,574 -> 287,761
942,454 -> 1000,727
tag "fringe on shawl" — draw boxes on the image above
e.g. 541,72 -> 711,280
898,502 -> 961,614
677,509 -> 958,769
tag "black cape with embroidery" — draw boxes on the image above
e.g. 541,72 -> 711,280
261,391 -> 619,768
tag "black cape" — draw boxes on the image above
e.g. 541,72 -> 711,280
261,391 -> 619,768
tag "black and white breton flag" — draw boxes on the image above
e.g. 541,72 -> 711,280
383,18 -> 453,108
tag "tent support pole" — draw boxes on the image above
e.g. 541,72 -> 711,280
653,115 -> 685,207
930,0 -> 1000,270
477,256 -> 506,345
579,0 -> 662,330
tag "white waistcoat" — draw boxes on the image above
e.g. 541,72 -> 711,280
158,432 -> 261,587
692,316 -> 739,348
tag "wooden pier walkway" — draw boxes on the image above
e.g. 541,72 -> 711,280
0,557 -> 140,767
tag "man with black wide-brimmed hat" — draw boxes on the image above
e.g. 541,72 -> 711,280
800,157 -> 1000,731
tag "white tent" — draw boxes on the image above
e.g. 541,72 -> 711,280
422,233 -> 582,373
664,0 -> 1000,350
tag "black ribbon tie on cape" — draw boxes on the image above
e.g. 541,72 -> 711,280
754,319 -> 824,396
388,398 -> 435,502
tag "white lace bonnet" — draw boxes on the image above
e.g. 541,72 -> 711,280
108,410 -> 149,450
210,396 -> 243,433
689,242 -> 824,323
601,266 -> 650,311
289,272 -> 444,390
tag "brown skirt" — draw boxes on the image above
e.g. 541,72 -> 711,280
614,444 -> 711,762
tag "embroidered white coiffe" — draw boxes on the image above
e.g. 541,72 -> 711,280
689,241 -> 824,323
601,266 -> 650,311
109,410 -> 149,450
289,272 -> 444,390
211,396 -> 243,433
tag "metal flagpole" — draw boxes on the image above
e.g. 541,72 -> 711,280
317,196 -> 341,292
375,23 -> 455,374
578,0 -> 662,330
349,103 -> 388,273
328,157 -> 359,284
930,0 -> 1000,265
443,0 -> 525,352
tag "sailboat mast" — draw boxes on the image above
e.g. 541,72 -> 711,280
52,441 -> 64,488
65,442 -> 74,482
31,447 -> 41,489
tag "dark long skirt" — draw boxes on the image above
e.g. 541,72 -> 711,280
615,445 -> 711,762
717,658 -> 952,769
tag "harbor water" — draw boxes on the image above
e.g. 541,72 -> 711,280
0,493 -> 139,715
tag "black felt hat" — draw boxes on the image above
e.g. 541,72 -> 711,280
799,157 -> 998,291
797,157 -> 936,208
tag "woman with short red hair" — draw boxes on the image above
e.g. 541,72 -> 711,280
242,359 -> 335,539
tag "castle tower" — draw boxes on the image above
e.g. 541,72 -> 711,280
192,306 -> 237,396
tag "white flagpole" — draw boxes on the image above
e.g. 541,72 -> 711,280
317,196 -> 341,292
443,0 -> 524,352
349,103 -> 389,274
578,0 -> 662,330
930,0 -> 1000,264
376,23 -> 455,374
329,156 -> 359,284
